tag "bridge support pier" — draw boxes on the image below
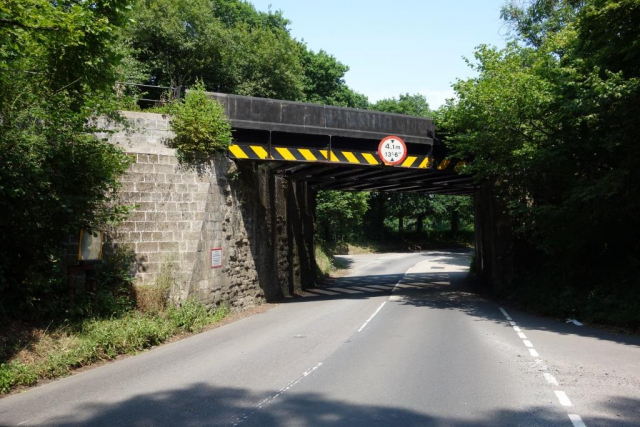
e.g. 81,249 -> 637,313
473,180 -> 514,291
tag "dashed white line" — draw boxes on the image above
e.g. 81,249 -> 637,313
358,301 -> 387,332
543,373 -> 559,386
499,307 -> 586,424
568,414 -> 587,427
499,307 -> 512,320
233,363 -> 323,425
555,390 -> 573,406
360,259 -> 431,331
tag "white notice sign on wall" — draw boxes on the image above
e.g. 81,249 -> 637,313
211,248 -> 223,269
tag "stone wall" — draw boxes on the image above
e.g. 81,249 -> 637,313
98,112 -> 316,309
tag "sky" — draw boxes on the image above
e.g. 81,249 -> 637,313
249,0 -> 510,109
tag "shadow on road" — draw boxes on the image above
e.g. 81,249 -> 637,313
293,261 -> 640,349
25,381 -> 640,426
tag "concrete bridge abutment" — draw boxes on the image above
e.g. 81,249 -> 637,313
98,112 -> 316,309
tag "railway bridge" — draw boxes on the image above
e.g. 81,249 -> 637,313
207,92 -> 475,196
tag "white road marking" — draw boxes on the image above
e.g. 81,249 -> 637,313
517,332 -> 527,339
513,325 -> 521,332
555,390 -> 573,406
233,363 -> 323,425
544,373 -> 559,386
499,307 -> 513,320
568,414 -> 587,427
529,348 -> 539,357
353,254 -> 403,270
509,321 -> 517,326
523,340 -> 534,348
358,301 -> 387,332
360,258 -> 431,331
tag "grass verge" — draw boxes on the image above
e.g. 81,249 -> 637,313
0,300 -> 229,394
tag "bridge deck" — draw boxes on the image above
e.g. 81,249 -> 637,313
206,92 -> 475,195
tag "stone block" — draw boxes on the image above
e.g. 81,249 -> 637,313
146,212 -> 167,222
135,221 -> 157,232
166,174 -> 182,184
177,202 -> 192,212
166,212 -> 182,222
123,172 -> 145,182
181,231 -> 201,241
120,192 -> 141,203
156,202 -> 177,212
160,242 -> 180,252
144,173 -> 165,183
131,163 -> 154,173
135,202 -> 156,212
118,221 -> 136,232
141,232 -> 163,242
136,182 -> 156,193
128,211 -> 146,222
155,183 -> 175,192
157,221 -> 178,231
137,154 -> 149,163
154,164 -> 175,174
193,192 -> 209,202
148,154 -> 159,163
121,182 -> 135,192
137,242 -> 158,253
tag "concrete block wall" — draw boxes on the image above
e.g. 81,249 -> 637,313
98,112 -> 316,309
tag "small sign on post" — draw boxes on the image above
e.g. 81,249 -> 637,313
378,135 -> 407,165
211,248 -> 223,269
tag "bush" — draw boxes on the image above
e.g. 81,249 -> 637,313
169,81 -> 232,163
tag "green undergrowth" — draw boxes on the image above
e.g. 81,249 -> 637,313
0,300 -> 230,394
490,265 -> 640,332
315,245 -> 351,278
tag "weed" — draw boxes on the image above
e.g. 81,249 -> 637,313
0,300 -> 229,394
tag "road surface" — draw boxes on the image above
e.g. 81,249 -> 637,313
1,250 -> 638,426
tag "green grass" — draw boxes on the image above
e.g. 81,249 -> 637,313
0,300 -> 229,394
315,246 -> 334,276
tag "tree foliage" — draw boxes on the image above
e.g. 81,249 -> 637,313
316,191 -> 370,242
371,93 -> 431,117
440,0 -> 640,326
126,0 -> 368,107
0,0 -> 134,318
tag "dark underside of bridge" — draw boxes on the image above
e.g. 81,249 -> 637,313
208,92 -> 476,195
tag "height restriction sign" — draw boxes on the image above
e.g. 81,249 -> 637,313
378,135 -> 407,165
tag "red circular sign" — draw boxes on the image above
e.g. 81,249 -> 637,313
378,135 -> 407,165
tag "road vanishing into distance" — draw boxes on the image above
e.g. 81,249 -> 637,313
1,250 -> 639,426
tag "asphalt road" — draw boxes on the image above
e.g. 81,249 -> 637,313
1,250 -> 638,426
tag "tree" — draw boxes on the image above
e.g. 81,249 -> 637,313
301,48 -> 369,108
316,191 -> 369,243
440,0 -> 640,326
0,0 -> 134,318
128,0 -> 305,99
371,93 -> 431,117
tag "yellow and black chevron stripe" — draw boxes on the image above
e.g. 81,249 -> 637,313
228,144 -> 433,169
